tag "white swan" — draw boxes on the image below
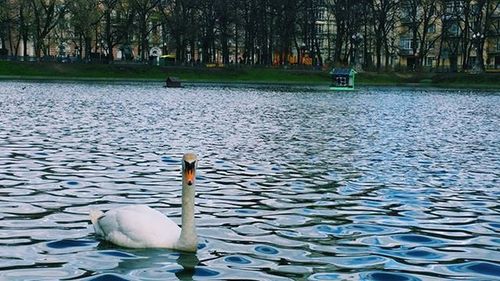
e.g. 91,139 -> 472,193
89,153 -> 198,252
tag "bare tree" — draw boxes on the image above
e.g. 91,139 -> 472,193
0,0 -> 10,54
370,0 -> 399,70
272,0 -> 299,65
401,0 -> 440,69
67,0 -> 101,61
131,0 -> 160,61
18,0 -> 34,57
472,0 -> 500,71
214,0 -> 233,64
329,0 -> 348,65
0,0 -> 31,57
197,0 -> 216,63
298,0 -> 324,67
30,0 -> 65,58
160,0 -> 197,63
439,0 -> 463,72
101,0 -> 118,62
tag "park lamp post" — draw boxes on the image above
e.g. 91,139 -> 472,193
228,40 -> 233,64
197,41 -> 202,64
102,40 -> 106,61
351,32 -> 363,72
163,42 -> 167,55
96,41 -> 104,62
300,42 -> 306,65
471,32 -> 484,73
255,46 -> 260,65
101,40 -> 107,62
58,42 -> 65,59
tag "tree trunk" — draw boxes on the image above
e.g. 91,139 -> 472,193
0,37 -> 5,53
8,21 -> 14,56
79,35 -> 83,60
141,19 -> 148,61
384,44 -> 391,70
23,34 -> 28,57
375,39 -> 382,70
105,9 -> 113,61
334,32 -> 343,64
202,38 -> 209,64
85,35 -> 92,61
478,39 -> 485,70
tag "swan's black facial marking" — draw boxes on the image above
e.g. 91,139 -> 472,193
183,160 -> 196,171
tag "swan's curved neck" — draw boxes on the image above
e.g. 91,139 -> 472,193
176,179 -> 197,252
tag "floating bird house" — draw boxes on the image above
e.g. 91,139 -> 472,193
165,76 -> 182,88
329,68 -> 357,91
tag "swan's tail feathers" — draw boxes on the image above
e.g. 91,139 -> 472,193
90,209 -> 105,237
90,209 -> 104,225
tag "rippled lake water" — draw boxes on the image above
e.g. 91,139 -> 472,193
0,81 -> 499,280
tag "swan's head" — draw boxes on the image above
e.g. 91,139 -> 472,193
182,153 -> 198,186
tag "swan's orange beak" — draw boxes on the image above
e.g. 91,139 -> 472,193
185,169 -> 195,186
183,160 -> 196,186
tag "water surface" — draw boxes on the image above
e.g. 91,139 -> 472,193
0,82 -> 499,280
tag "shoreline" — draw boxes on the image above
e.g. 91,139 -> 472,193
0,61 -> 499,90
1,75 -> 499,90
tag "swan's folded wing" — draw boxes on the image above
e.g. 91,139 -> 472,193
96,205 -> 181,248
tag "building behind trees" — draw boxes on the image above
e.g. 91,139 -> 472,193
0,0 -> 499,71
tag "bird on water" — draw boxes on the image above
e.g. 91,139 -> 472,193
90,153 -> 198,252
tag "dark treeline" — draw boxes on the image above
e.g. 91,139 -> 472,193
0,0 -> 499,71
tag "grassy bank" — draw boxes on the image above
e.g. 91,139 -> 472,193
358,71 -> 500,89
0,61 -> 499,89
0,61 -> 328,84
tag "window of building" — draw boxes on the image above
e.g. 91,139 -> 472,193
471,3 -> 482,16
446,1 -> 463,15
400,38 -> 413,50
316,7 -> 327,21
318,38 -> 324,48
445,2 -> 453,14
427,24 -> 436,33
426,57 -> 435,66
401,5 -> 412,20
448,23 -> 460,36
494,19 -> 500,34
316,24 -> 324,35
494,4 -> 500,17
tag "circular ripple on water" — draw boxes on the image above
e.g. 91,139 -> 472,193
308,273 -> 341,280
393,234 -> 444,245
84,273 -> 129,281
447,261 -> 500,278
46,239 -> 95,249
381,247 -> 445,261
254,245 -> 280,255
224,255 -> 252,265
361,271 -> 422,281
194,267 -> 220,277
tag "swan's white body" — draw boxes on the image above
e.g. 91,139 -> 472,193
89,153 -> 198,252
90,205 -> 181,248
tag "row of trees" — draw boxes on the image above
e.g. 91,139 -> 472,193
0,0 -> 499,70
398,0 -> 500,71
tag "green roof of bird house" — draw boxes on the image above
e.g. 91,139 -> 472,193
329,68 -> 357,76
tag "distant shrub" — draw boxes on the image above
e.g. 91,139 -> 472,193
0,49 -> 8,56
